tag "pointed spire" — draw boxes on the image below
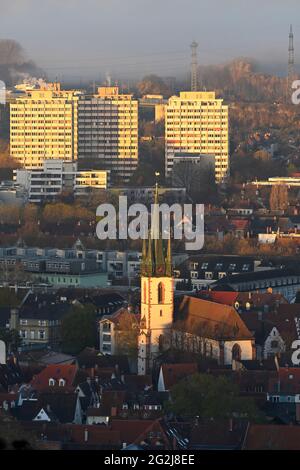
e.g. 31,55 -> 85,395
141,177 -> 173,278
141,236 -> 147,276
145,230 -> 153,276
165,236 -> 172,277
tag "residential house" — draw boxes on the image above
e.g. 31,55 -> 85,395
157,363 -> 198,392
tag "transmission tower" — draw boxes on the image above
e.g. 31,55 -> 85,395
287,24 -> 295,102
190,41 -> 198,91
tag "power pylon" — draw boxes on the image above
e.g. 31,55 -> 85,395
190,41 -> 198,91
287,24 -> 295,102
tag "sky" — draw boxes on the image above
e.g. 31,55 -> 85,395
1,0 -> 300,81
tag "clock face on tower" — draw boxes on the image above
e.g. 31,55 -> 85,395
157,265 -> 164,275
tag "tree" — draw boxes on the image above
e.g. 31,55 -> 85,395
0,328 -> 21,353
61,304 -> 97,355
167,373 -> 263,422
114,312 -> 139,358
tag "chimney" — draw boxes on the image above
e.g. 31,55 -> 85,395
229,418 -> 233,432
258,311 -> 263,321
111,406 -> 117,417
84,429 -> 89,442
10,309 -> 19,330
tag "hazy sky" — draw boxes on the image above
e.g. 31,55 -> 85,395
1,0 -> 299,80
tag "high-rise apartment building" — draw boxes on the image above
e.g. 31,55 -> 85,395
10,83 -> 79,169
78,87 -> 138,183
165,91 -> 229,182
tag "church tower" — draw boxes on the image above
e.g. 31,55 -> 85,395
138,185 -> 174,376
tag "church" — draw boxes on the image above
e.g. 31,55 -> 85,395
137,186 -> 255,376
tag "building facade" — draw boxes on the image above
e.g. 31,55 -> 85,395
138,188 -> 174,375
78,87 -> 138,183
14,159 -> 109,203
165,91 -> 229,182
10,83 -> 79,169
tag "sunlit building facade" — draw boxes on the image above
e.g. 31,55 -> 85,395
78,87 -> 138,183
165,91 -> 229,182
10,83 -> 79,169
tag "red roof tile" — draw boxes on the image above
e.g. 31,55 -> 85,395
160,363 -> 198,390
243,424 -> 300,450
197,291 -> 239,306
176,296 -> 253,340
31,364 -> 78,392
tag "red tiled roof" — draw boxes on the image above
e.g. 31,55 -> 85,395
100,308 -> 139,326
197,291 -> 239,306
243,424 -> 300,450
269,367 -> 300,394
31,364 -> 78,392
0,393 -> 18,405
176,296 -> 253,340
236,292 -> 288,309
160,363 -> 198,390
230,219 -> 249,231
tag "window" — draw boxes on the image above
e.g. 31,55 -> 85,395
39,330 -> 45,340
49,378 -> 55,386
232,343 -> 242,361
158,282 -> 164,304
59,378 -> 65,387
271,340 -> 279,348
205,272 -> 213,280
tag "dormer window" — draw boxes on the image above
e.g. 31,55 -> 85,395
49,378 -> 55,387
59,378 -> 66,387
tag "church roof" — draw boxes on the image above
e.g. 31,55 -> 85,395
174,296 -> 253,341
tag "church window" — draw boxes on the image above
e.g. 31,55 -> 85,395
158,282 -> 164,304
232,343 -> 242,361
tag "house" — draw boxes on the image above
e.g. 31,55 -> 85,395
30,364 -> 79,392
76,347 -> 130,376
240,304 -> 300,360
21,418 -> 172,450
268,367 -> 300,404
213,268 -> 300,302
243,424 -> 300,450
157,363 -> 198,392
170,296 -> 255,366
9,303 -> 70,347
86,390 -> 126,425
13,391 -> 83,424
99,308 -> 139,355
188,419 -> 249,450
176,256 -> 257,290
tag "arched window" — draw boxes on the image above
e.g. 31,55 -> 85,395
158,282 -> 164,304
59,378 -> 66,387
49,378 -> 55,387
232,343 -> 242,361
